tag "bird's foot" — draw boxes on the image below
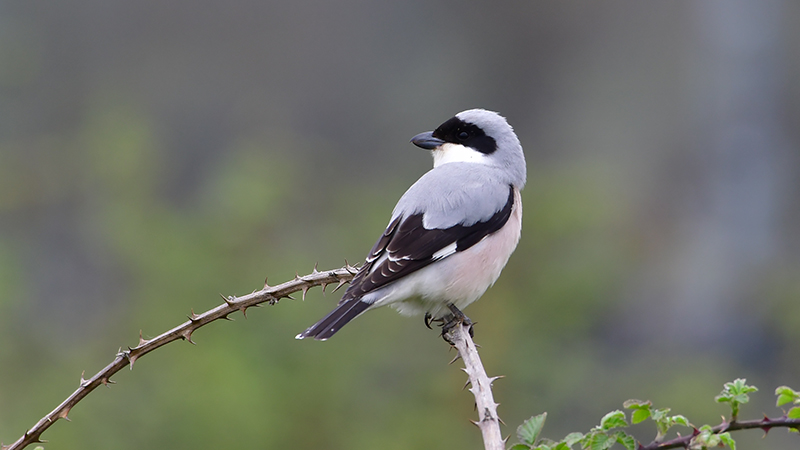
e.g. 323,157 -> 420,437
439,304 -> 474,344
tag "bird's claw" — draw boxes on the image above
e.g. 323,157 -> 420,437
436,303 -> 474,343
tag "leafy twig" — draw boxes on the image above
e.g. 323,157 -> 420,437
1,265 -> 357,450
641,416 -> 800,450
511,379 -> 800,450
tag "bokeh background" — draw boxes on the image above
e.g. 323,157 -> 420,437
1,1 -> 799,449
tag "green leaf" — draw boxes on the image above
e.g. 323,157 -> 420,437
715,379 -> 758,420
775,386 -> 800,407
622,399 -> 651,409
719,432 -> 736,450
651,408 -> 670,422
599,410 -> 628,430
587,432 -> 613,450
631,408 -> 650,424
562,432 -> 584,446
788,406 -> 800,419
671,415 -> 691,427
518,413 -> 547,446
613,431 -> 636,450
510,444 -> 531,450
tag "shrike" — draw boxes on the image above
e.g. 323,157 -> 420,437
297,109 -> 526,340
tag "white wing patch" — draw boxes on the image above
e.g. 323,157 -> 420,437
431,242 -> 458,260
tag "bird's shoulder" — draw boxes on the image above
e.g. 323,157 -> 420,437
392,163 -> 513,229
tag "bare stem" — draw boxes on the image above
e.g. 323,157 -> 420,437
1,265 -> 357,450
446,323 -> 505,450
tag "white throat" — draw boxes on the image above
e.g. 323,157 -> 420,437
432,143 -> 489,168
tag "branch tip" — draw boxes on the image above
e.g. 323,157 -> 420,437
6,266 -> 360,450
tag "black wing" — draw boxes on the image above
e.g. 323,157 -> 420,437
341,185 -> 515,303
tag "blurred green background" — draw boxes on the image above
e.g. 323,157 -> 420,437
1,1 -> 799,449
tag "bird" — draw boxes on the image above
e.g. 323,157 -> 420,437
296,109 -> 526,341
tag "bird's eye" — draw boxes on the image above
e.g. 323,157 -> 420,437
458,131 -> 469,140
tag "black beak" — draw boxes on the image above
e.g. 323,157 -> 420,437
410,131 -> 445,150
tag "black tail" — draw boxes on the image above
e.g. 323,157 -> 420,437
295,299 -> 371,341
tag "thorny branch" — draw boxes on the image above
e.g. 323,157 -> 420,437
641,416 -> 800,450
2,265 -> 357,450
445,323 -> 505,450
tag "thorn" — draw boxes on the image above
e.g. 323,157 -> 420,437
221,313 -> 234,321
188,309 -> 201,322
138,330 -> 148,347
320,282 -> 328,294
760,415 -> 772,435
57,406 -> 72,421
240,305 -> 249,319
301,286 -> 309,301
312,262 -> 319,274
344,259 -> 359,273
221,293 -> 235,306
79,370 -> 89,387
264,276 -> 270,289
488,375 -> 505,384
498,416 -> 506,426
127,351 -> 139,369
331,279 -> 348,293
462,378 -> 472,390
449,353 -> 462,365
469,419 -> 480,428
100,376 -> 115,386
284,294 -> 296,300
182,328 -> 196,344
